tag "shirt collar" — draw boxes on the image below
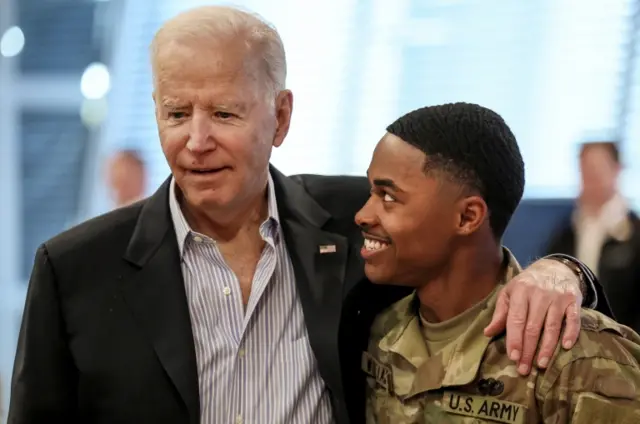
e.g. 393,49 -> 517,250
573,193 -> 632,242
169,172 -> 281,257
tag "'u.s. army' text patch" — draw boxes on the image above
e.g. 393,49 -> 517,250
441,391 -> 526,424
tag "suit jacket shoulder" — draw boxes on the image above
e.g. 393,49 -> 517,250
290,174 -> 369,221
43,201 -> 145,270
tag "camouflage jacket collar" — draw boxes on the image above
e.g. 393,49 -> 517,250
377,250 -> 522,399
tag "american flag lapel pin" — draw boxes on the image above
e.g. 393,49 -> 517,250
319,244 -> 337,254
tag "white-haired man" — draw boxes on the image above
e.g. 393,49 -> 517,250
9,6 -> 611,424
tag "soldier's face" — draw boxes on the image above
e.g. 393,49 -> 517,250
355,133 -> 462,286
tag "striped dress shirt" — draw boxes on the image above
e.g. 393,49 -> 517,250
169,175 -> 334,424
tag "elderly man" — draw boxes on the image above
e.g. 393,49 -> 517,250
9,6 -> 610,424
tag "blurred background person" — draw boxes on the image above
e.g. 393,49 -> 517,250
105,149 -> 147,208
546,141 -> 640,332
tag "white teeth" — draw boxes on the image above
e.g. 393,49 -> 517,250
364,238 -> 389,251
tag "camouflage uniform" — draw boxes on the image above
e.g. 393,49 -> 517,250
364,253 -> 640,423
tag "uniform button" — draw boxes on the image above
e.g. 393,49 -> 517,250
223,287 -> 231,296
193,236 -> 203,243
235,414 -> 243,424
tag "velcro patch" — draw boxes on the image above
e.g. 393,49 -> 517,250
573,392 -> 640,423
441,391 -> 526,424
361,351 -> 393,394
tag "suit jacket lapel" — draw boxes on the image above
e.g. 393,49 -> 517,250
284,219 -> 349,307
271,167 -> 353,404
122,178 -> 200,423
118,168 -> 357,421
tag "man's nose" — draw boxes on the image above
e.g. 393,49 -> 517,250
354,196 -> 376,228
186,110 -> 217,153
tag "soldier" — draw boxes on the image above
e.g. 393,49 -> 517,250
356,103 -> 640,423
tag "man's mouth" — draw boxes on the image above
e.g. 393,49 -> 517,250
189,167 -> 230,174
363,237 -> 391,251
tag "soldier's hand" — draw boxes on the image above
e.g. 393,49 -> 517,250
484,258 -> 582,376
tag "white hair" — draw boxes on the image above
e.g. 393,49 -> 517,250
150,5 -> 286,100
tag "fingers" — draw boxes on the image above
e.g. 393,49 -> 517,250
535,301 -> 563,369
501,257 -> 586,376
561,301 -> 581,349
484,288 -> 508,337
515,290 -> 550,376
504,283 -> 528,367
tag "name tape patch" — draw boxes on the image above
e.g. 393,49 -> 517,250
361,351 -> 393,394
442,391 -> 526,424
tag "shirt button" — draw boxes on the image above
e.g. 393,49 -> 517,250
238,348 -> 245,357
223,287 -> 231,296
193,236 -> 203,243
235,414 -> 243,424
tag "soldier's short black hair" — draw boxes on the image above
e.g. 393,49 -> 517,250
386,102 -> 525,238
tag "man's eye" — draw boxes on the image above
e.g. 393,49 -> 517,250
383,193 -> 395,203
169,111 -> 187,120
215,111 -> 235,119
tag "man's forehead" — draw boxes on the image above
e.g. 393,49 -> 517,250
154,70 -> 258,105
157,36 -> 246,58
155,40 -> 252,79
581,145 -> 615,160
159,93 -> 239,103
155,63 -> 248,86
370,134 -> 425,172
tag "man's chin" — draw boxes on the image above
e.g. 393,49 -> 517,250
364,264 -> 393,285
183,189 -> 234,211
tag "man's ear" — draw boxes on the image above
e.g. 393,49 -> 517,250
272,90 -> 293,148
455,195 -> 488,236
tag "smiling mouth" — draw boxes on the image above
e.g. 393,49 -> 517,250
363,237 -> 391,251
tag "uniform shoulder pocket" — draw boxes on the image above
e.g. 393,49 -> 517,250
572,392 -> 640,424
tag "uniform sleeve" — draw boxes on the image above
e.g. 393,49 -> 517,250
541,253 -> 611,315
539,356 -> 640,423
8,245 -> 77,423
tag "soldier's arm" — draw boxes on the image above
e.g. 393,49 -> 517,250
537,356 -> 640,423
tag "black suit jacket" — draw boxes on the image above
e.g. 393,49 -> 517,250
9,167 -> 606,424
546,212 -> 640,332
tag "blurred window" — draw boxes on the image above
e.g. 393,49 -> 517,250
20,111 -> 89,278
103,0 -> 640,206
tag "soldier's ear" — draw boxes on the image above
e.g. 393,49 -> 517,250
455,196 -> 487,236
